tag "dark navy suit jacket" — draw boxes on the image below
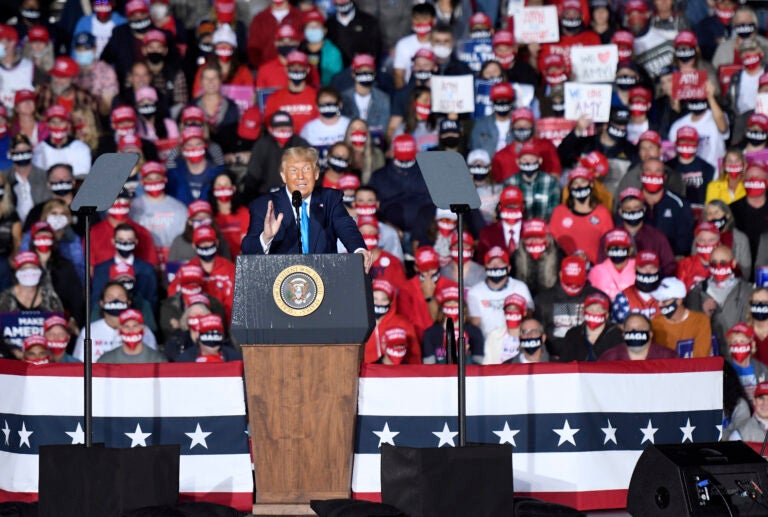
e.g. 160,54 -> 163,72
241,187 -> 366,255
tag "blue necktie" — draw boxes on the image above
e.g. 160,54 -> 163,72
300,201 -> 310,254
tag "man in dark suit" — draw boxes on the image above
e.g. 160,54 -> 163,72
241,146 -> 372,271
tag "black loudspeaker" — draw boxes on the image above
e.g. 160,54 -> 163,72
627,441 -> 768,516
380,444 -> 515,517
38,444 -> 180,517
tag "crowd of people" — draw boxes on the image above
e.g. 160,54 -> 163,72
1,0 -> 768,439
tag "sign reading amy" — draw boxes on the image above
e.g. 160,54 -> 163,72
570,45 -> 618,83
564,82 -> 612,123
514,6 -> 559,44
430,75 -> 475,114
672,71 -> 707,100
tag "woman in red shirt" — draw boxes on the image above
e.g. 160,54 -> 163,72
549,167 -> 613,265
209,171 -> 249,257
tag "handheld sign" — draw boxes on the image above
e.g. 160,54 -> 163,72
756,93 -> 768,116
564,82 -> 612,123
571,45 -> 619,83
535,118 -> 577,147
672,71 -> 707,100
431,75 -> 475,114
514,6 -> 559,44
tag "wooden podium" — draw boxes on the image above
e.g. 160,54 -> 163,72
231,254 -> 374,514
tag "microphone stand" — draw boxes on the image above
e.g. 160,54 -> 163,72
292,190 -> 304,255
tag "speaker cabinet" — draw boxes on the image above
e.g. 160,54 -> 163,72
627,441 -> 768,516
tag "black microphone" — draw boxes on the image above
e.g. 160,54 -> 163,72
292,190 -> 303,254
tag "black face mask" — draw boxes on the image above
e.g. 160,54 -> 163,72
199,42 -> 213,54
469,165 -> 489,180
373,303 -> 390,316
607,124 -> 627,140
103,300 -> 129,316
327,155 -> 349,172
514,127 -> 533,142
21,9 -> 40,22
624,330 -> 649,348
621,209 -> 644,227
710,216 -> 728,231
734,23 -> 756,38
485,267 -> 508,280
130,17 -> 152,33
471,30 -> 492,39
120,280 -> 135,293
675,47 -> 696,62
394,158 -> 416,169
137,103 -> 157,117
10,151 -> 33,167
635,272 -> 660,293
751,302 -> 768,321
50,181 -> 74,196
196,245 -> 217,262
413,70 -> 432,84
686,100 -> 708,115
660,300 -> 678,318
318,102 -> 341,119
570,185 -> 592,201
146,52 -> 164,65
0,187 -> 4,200
336,0 -> 355,14
287,69 -> 308,85
746,130 -> 767,147
493,101 -> 513,115
519,161 -> 539,178
520,337 -> 542,353
354,72 -> 375,88
561,18 -> 583,32
115,241 -> 136,258
615,75 -> 637,90
552,101 -> 565,115
607,246 -> 629,264
199,331 -> 223,348
277,44 -> 298,57
440,136 -> 460,148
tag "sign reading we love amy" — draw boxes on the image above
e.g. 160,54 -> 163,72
570,45 -> 619,83
672,71 -> 707,101
564,82 -> 612,123
514,6 -> 559,44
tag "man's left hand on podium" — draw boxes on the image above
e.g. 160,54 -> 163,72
356,249 -> 373,274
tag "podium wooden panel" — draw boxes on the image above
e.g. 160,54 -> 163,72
243,344 -> 361,503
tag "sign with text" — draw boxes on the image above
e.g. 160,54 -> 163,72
564,82 -> 612,122
0,311 -> 55,348
458,38 -> 495,74
430,74 -> 475,114
672,71 -> 707,101
635,41 -> 674,78
570,45 -> 619,83
756,93 -> 768,116
535,117 -> 577,147
514,6 -> 559,44
221,85 -> 255,116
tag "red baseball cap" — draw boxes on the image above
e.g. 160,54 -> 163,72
492,29 -> 514,47
490,82 -> 515,102
450,230 -> 475,248
676,126 -> 699,142
503,293 -> 527,312
415,245 -> 440,270
110,262 -> 136,280
755,382 -> 768,398
178,263 -> 204,285
372,278 -> 396,300
14,251 -> 39,269
14,89 -> 35,105
286,50 -> 309,66
117,134 -> 141,152
119,308 -> 144,325
636,250 -> 660,268
604,228 -> 632,248
215,0 -> 236,23
140,161 -> 166,178
28,25 -> 50,43
522,218 -> 547,238
111,105 -> 136,125
43,315 -> 68,333
512,107 -> 534,123
193,225 -> 217,246
188,200 -> 213,218
23,334 -> 47,351
638,130 -> 661,147
0,24 -> 18,42
303,9 -> 325,26
584,292 -> 610,311
629,86 -> 651,103
143,29 -> 167,46
352,54 -> 376,70
31,221 -> 53,237
542,53 -> 566,70
727,322 -> 755,340
413,48 -> 436,62
393,134 -> 417,162
126,0 -> 149,15
568,166 -> 594,183
356,214 -> 379,230
46,105 -> 70,122
620,187 -> 643,202
182,126 -> 206,143
518,141 -> 539,157
275,24 -> 298,41
561,0 -> 582,12
612,30 -> 634,47
484,245 -> 509,265
695,221 -> 720,236
748,113 -> 768,131
674,30 -> 697,48
338,174 -> 361,191
500,185 -> 523,207
579,151 -> 609,178
181,105 -> 205,124
560,255 -> 586,284
435,285 -> 460,304
625,0 -> 647,14
469,12 -> 492,28
238,106 -> 262,140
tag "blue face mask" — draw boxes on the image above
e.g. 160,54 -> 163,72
74,50 -> 95,67
304,27 -> 324,44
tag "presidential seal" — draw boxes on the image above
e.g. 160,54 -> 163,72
273,265 -> 325,316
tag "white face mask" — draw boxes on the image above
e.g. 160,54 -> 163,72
16,268 -> 42,287
46,214 -> 68,231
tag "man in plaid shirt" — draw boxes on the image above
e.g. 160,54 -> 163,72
504,141 -> 560,221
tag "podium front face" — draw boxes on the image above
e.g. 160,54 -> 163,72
231,254 -> 374,507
